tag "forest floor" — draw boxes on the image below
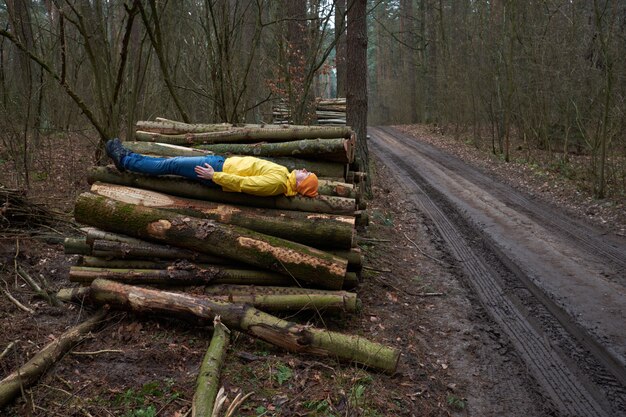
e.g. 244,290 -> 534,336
0,125 -> 624,416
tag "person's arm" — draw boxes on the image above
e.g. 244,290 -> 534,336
212,171 -> 286,196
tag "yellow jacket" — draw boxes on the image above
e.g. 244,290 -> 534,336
212,156 -> 298,197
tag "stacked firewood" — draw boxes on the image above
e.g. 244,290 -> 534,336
316,98 -> 347,125
60,118 -> 396,372
272,98 -> 347,125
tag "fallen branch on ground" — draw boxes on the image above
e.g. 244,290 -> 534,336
192,316 -> 230,417
223,390 -> 253,417
90,279 -> 400,373
16,265 -> 61,307
1,285 -> 34,314
0,308 -> 108,408
403,232 -> 448,265
70,349 -> 124,356
0,341 -> 18,361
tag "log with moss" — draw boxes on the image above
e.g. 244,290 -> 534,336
136,120 -> 232,134
127,139 -> 353,163
0,309 -> 108,408
71,261 -> 358,290
329,249 -> 363,274
80,256 -> 215,269
192,138 -> 353,163
90,183 -> 355,249
83,228 -> 362,269
74,193 -> 347,289
90,279 -> 399,372
63,275 -> 360,312
83,249 -> 361,272
87,167 -> 356,215
192,316 -> 230,417
134,125 -> 353,145
346,171 -> 367,184
69,265 -> 300,287
90,239 -> 227,264
201,285 -> 360,313
82,227 -> 144,245
355,210 -> 369,227
56,287 -> 91,302
317,179 -> 358,200
63,237 -> 92,255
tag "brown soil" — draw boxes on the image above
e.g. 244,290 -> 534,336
2,125 -> 612,416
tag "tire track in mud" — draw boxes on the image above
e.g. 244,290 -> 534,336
378,128 -> 626,277
369,126 -> 625,417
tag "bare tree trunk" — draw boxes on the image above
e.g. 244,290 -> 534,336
285,0 -> 309,124
137,0 -> 190,123
335,0 -> 347,98
6,0 -> 35,188
346,0 -> 370,195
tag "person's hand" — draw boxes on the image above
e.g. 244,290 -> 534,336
194,163 -> 215,180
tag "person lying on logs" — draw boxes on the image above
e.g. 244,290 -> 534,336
105,138 -> 318,197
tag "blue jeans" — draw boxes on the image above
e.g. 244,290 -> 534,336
122,153 -> 225,185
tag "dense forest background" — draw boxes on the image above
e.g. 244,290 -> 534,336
0,0 -> 624,199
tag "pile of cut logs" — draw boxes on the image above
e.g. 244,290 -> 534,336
316,98 -> 347,125
0,122 -> 396,412
61,119 -> 396,364
273,98 -> 347,125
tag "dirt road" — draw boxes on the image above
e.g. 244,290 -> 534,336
370,126 -> 626,417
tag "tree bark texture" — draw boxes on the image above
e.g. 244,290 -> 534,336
57,287 -> 91,303
89,279 -> 399,372
90,239 -> 226,264
193,138 -> 354,163
65,272 -> 360,312
328,248 -> 363,272
63,237 -> 92,255
87,167 -> 356,214
90,182 -> 355,249
71,260 -> 359,290
134,125 -> 353,145
82,227 -> 362,269
81,253 -> 360,277
69,266 -> 299,287
335,0 -> 347,97
317,179 -> 358,199
74,193 -> 347,289
137,120 -> 232,134
346,0 -> 371,195
192,317 -> 230,417
80,256 -> 225,270
83,227 -> 146,245
201,284 -> 360,313
0,309 -> 108,408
